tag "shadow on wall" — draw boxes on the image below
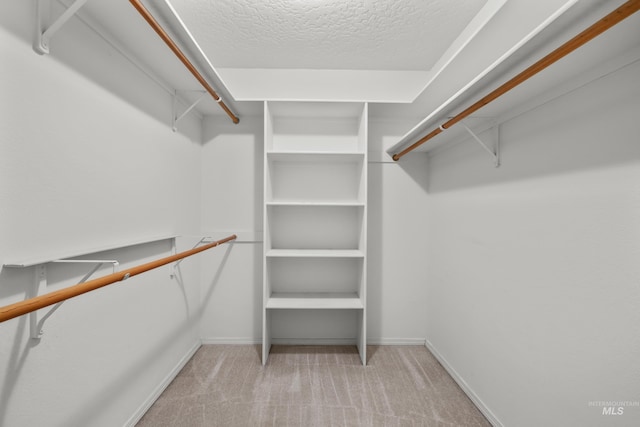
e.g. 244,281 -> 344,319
367,161 -> 383,340
1,1 -> 202,143
425,59 -> 640,194
253,243 -> 263,341
60,244 -> 234,426
367,118 -> 430,341
202,114 -> 264,143
198,245 -> 234,324
202,115 -> 264,235
0,243 -> 234,426
397,154 -> 430,194
0,241 -> 168,426
368,117 -> 430,194
0,268 -> 35,427
201,115 -> 264,343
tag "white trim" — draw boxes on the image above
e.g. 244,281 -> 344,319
200,337 -> 427,346
201,337 -> 262,345
272,338 -> 357,345
368,338 -> 426,346
124,341 -> 202,427
425,340 -> 503,427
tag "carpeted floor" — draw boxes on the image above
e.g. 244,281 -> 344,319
136,345 -> 491,426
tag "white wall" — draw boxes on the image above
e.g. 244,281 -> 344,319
424,59 -> 640,426
199,116 -> 264,343
0,4 -> 208,426
368,119 -> 430,343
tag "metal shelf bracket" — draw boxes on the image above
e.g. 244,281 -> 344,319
30,259 -> 118,339
171,237 -> 207,278
34,0 -> 89,55
172,90 -> 206,132
461,121 -> 501,168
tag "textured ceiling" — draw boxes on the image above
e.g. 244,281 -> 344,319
168,0 -> 488,71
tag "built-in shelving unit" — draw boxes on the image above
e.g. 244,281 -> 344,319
263,101 -> 368,365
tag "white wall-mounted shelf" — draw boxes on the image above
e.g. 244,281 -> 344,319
266,201 -> 365,207
263,101 -> 368,365
266,152 -> 365,159
3,235 -> 179,340
266,249 -> 365,258
3,235 -> 177,268
266,292 -> 364,310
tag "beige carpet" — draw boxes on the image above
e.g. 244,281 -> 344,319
136,345 -> 490,426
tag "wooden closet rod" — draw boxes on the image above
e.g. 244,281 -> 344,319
392,0 -> 640,161
0,234 -> 237,324
129,0 -> 240,124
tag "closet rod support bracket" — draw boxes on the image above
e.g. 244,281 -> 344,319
170,237 -> 211,279
172,90 -> 206,132
34,0 -> 89,55
30,259 -> 118,339
461,121 -> 501,168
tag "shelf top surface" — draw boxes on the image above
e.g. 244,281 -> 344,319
266,292 -> 364,309
266,249 -> 364,258
266,201 -> 365,207
267,151 -> 365,160
3,235 -> 177,268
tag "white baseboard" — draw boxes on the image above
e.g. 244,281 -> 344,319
271,338 -> 357,345
425,340 -> 503,427
368,338 -> 426,345
124,341 -> 202,427
201,337 -> 261,345
204,337 -> 359,346
200,337 -> 426,346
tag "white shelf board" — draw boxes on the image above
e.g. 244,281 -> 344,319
266,249 -> 364,258
266,201 -> 365,207
266,292 -> 363,309
267,151 -> 365,160
3,235 -> 177,268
